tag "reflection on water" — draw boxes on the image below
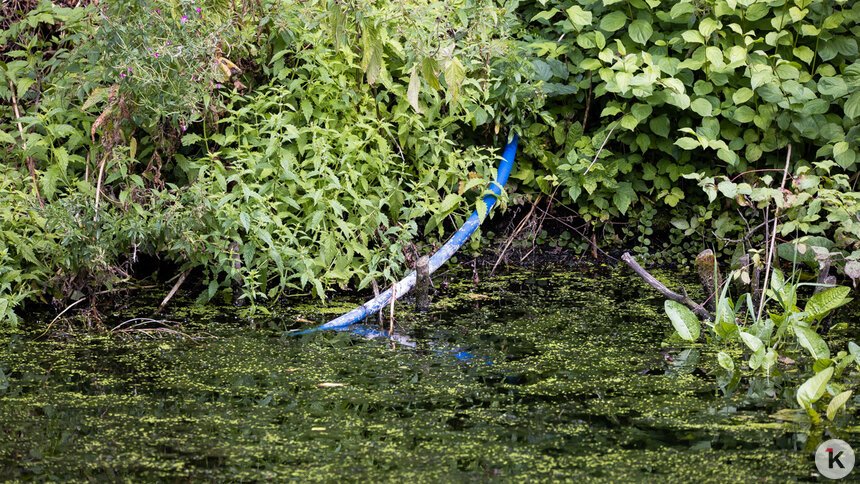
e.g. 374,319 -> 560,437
1,269 -> 857,481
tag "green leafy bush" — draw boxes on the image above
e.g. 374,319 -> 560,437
517,0 -> 860,253
177,1 -> 520,303
1,0 -> 859,326
0,0 -> 525,321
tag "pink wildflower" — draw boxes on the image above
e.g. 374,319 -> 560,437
181,15 -> 187,23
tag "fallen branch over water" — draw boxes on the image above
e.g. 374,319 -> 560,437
157,269 -> 190,313
621,252 -> 713,321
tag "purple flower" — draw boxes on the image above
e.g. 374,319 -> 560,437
157,9 -> 161,13
196,7 -> 201,13
181,15 -> 187,23
154,53 -> 159,57
121,73 -> 126,77
166,41 -> 171,45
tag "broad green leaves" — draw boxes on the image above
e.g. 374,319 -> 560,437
0,298 -> 9,328
794,326 -> 830,361
566,6 -> 592,30
827,391 -> 852,420
804,287 -> 852,322
845,92 -> 860,119
818,77 -> 848,97
613,182 -> 636,214
599,11 -> 627,32
664,300 -> 700,341
732,87 -> 753,104
515,0 -> 860,424
717,351 -> 734,370
361,22 -> 384,85
796,366 -> 832,409
690,98 -> 712,117
421,57 -> 441,90
443,57 -> 465,105
628,20 -> 652,45
739,331 -> 765,369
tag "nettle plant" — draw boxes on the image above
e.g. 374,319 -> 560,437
172,0 -> 526,306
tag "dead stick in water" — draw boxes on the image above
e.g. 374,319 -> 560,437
416,255 -> 431,311
621,252 -> 713,321
157,269 -> 190,313
491,195 -> 541,276
372,278 -> 383,327
389,282 -> 396,336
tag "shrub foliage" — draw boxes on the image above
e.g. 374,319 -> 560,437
1,0 -> 858,325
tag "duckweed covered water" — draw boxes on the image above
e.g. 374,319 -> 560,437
1,269 -> 858,482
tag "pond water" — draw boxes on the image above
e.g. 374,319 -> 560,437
1,269 -> 857,481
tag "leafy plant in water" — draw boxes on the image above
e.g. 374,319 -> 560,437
666,262 -> 857,422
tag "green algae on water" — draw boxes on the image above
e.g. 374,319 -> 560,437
1,269 -> 857,482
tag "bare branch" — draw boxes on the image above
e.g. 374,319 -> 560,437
621,252 -> 713,321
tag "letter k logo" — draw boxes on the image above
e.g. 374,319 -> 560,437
816,439 -> 854,479
828,448 -> 845,469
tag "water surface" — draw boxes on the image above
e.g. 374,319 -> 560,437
1,269 -> 857,481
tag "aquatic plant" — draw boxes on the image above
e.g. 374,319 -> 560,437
664,261 -> 857,422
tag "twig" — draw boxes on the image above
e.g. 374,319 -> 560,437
9,79 -> 44,208
157,269 -> 190,313
756,144 -> 792,322
519,246 -> 536,263
582,71 -> 593,129
490,195 -> 541,276
530,186 -> 559,249
389,282 -> 396,336
110,317 -> 173,332
36,297 -> 88,339
584,115 -> 624,175
371,277 -> 383,327
622,252 -> 713,321
94,153 -> 108,218
385,127 -> 407,164
112,327 -> 198,341
110,317 -> 181,332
